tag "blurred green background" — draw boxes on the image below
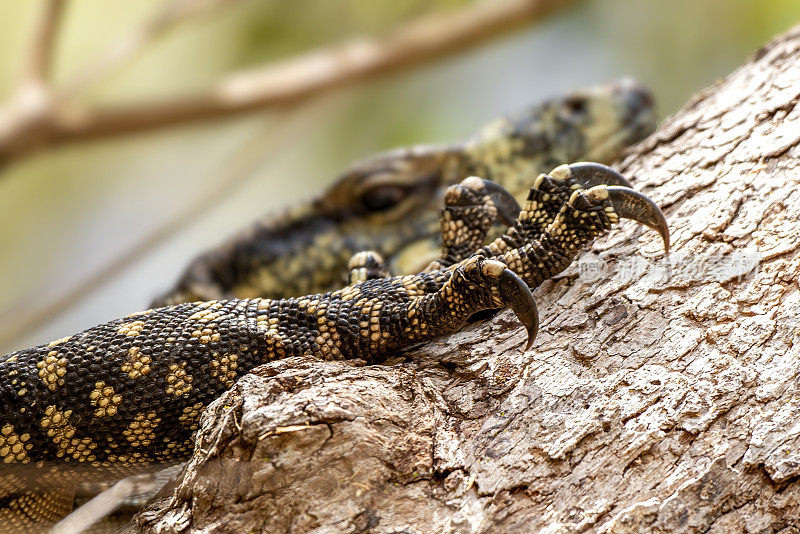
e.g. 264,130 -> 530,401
1,0 -> 798,352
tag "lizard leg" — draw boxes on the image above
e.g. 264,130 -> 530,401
427,163 -> 637,270
416,182 -> 665,352
425,176 -> 520,271
499,184 -> 669,289
345,251 -> 391,284
481,162 -> 635,259
412,255 -> 539,350
424,184 -> 665,351
409,177 -> 667,350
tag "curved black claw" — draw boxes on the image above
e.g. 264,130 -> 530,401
553,162 -> 634,189
606,185 -> 670,252
479,179 -> 522,225
455,177 -> 521,226
498,268 -> 539,351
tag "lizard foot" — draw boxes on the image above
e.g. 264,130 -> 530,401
345,250 -> 391,284
426,176 -> 520,271
498,182 -> 669,290
446,256 -> 539,350
491,162 -> 636,253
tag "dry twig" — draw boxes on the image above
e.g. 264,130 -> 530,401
20,0 -> 65,86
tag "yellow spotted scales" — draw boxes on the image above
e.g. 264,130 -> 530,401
0,162 -> 670,530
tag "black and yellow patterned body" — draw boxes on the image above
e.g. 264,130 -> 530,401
1,270 -> 475,470
0,162 -> 670,530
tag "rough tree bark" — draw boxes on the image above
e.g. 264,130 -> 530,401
135,25 -> 800,533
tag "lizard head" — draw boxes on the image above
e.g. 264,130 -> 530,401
152,80 -> 657,305
462,78 -> 657,197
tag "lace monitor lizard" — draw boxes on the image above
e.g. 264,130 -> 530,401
0,161 -> 669,530
0,78 -> 660,530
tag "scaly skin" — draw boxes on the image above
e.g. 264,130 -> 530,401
0,163 -> 669,530
153,79 -> 655,306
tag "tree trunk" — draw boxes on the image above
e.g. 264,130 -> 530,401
135,24 -> 800,533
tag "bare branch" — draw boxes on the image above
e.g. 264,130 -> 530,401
20,0 -> 66,86
0,0 -> 67,163
0,0 -> 576,166
138,26 -> 800,532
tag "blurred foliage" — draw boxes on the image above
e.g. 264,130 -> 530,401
590,0 -> 800,113
0,0 -> 799,351
234,0 -> 471,66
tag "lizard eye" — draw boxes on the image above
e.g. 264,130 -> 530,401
359,184 -> 411,213
561,96 -> 588,118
